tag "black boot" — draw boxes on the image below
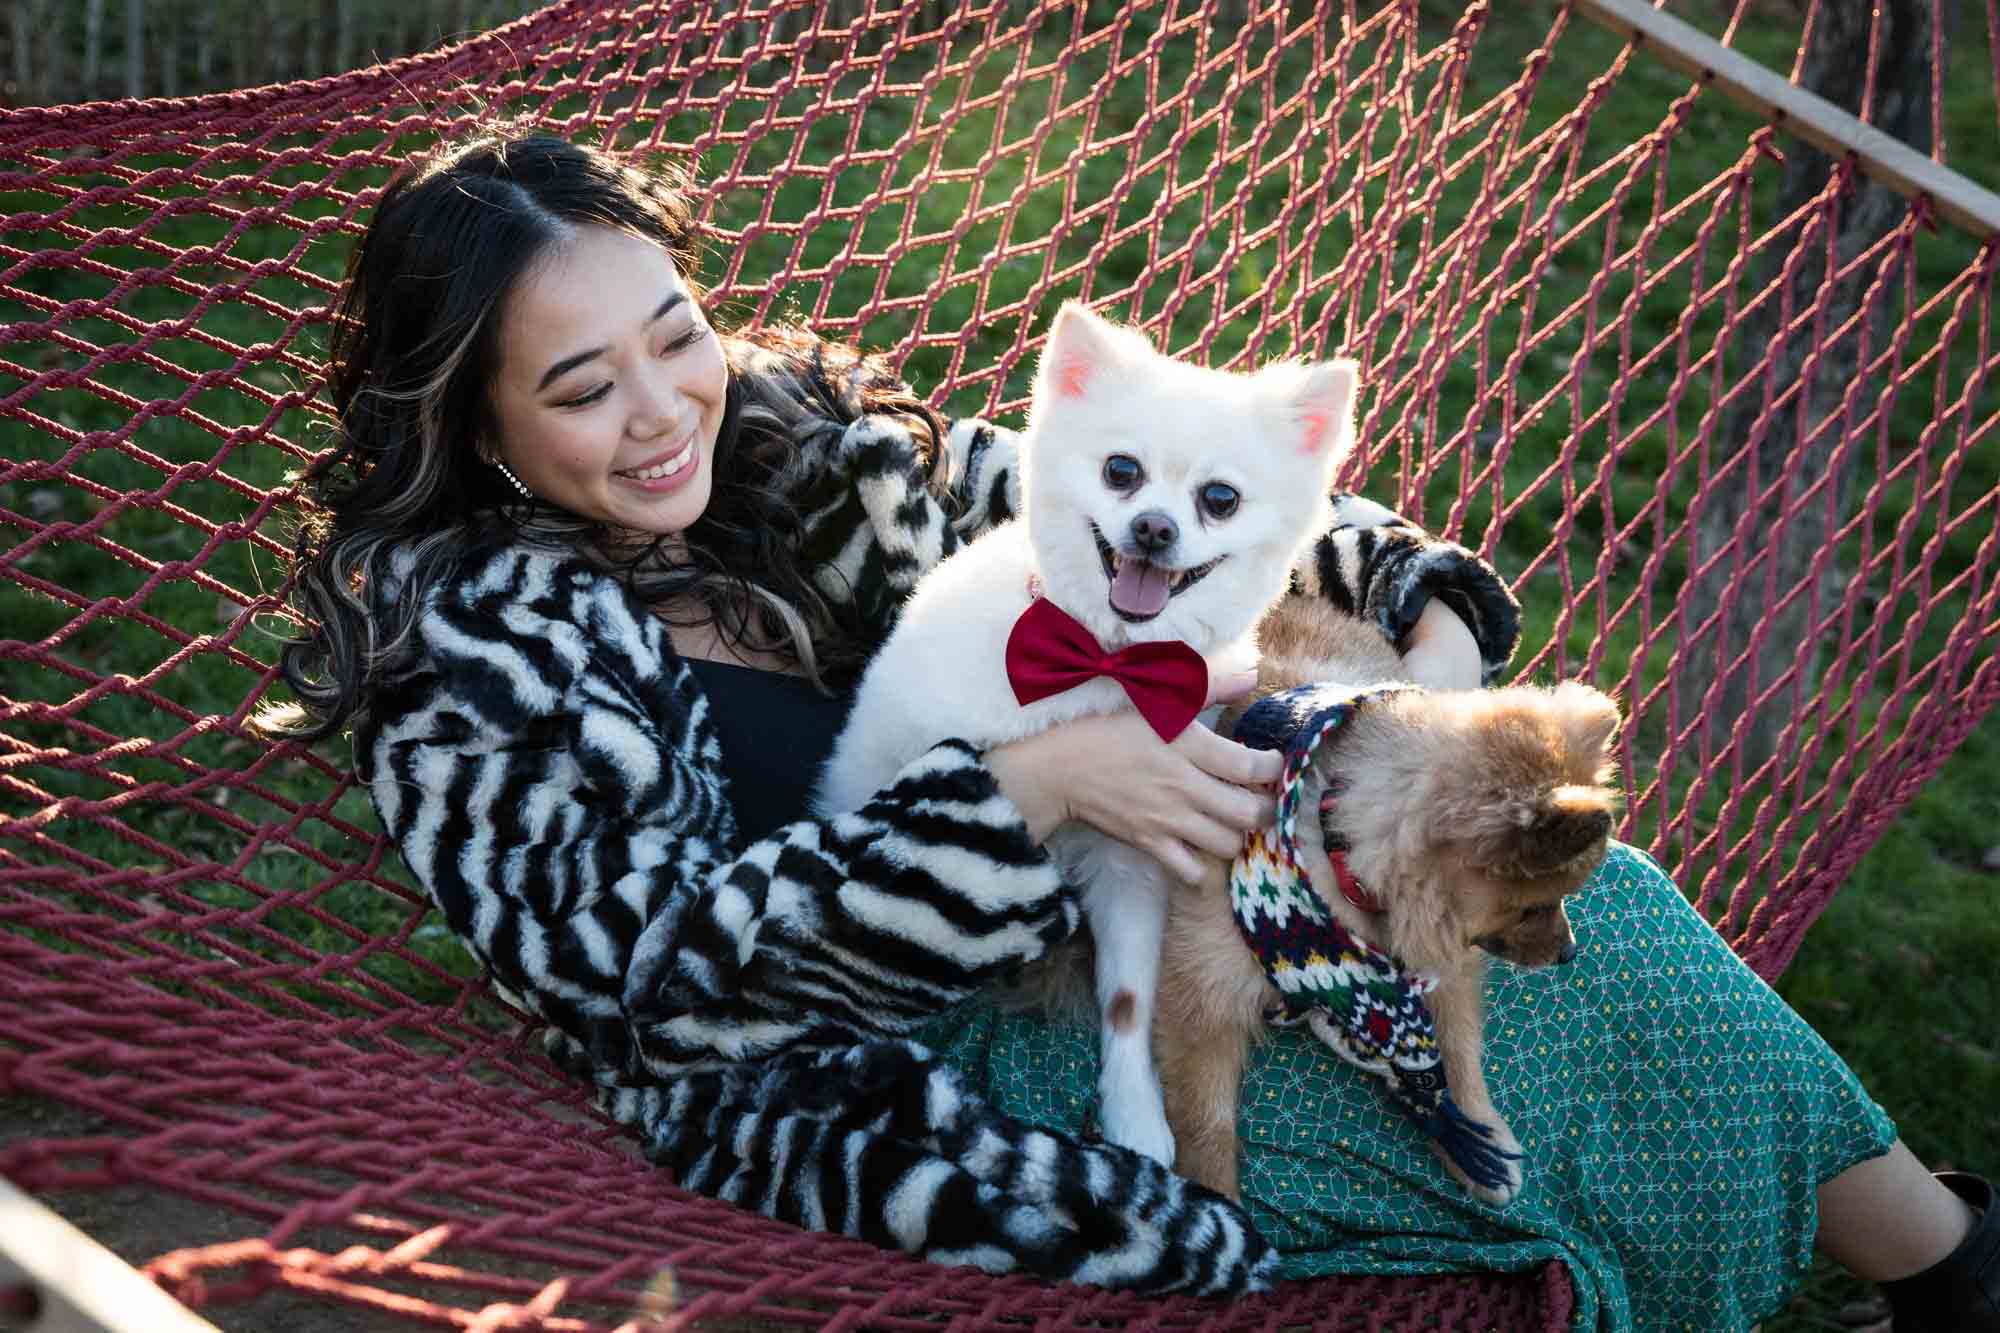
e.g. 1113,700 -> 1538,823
1881,1172 -> 2000,1331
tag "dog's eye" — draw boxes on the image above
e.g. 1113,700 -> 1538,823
1103,455 -> 1143,491
1199,481 -> 1239,519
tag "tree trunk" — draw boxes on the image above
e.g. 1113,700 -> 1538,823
82,0 -> 105,100
124,0 -> 143,98
1680,0 -> 1944,771
267,4 -> 290,83
193,0 -> 217,89
231,0 -> 250,89
290,3 -> 310,80
35,0 -> 63,105
396,0 -> 419,67
13,0 -> 37,104
334,0 -> 355,74
158,1 -> 177,97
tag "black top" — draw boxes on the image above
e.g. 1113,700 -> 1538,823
682,657 -> 856,846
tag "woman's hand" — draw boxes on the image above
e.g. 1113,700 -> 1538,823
1400,598 -> 1483,690
983,670 -> 1282,886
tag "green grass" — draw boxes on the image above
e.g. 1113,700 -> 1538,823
1771,714 -> 2000,1330
3,3 -> 1997,1327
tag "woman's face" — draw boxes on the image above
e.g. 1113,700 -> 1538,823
488,225 -> 728,541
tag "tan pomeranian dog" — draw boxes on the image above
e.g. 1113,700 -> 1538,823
1155,595 -> 1622,1207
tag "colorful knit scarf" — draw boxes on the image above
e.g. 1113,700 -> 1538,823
1229,682 -> 1520,1196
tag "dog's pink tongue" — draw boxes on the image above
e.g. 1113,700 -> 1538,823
1111,557 -> 1172,617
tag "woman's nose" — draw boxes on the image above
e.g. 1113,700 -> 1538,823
628,364 -> 687,437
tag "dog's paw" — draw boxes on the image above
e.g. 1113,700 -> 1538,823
1098,1085 -> 1178,1166
1101,1103 -> 1178,1167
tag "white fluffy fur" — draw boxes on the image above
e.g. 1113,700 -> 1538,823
817,302 -> 1354,1163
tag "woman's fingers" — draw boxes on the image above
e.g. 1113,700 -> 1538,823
1207,667 -> 1259,707
1026,710 -> 1279,875
1220,784 -> 1278,837
1176,720 -> 1283,791
1172,809 -> 1247,863
1400,599 -> 1483,690
1152,838 -> 1206,887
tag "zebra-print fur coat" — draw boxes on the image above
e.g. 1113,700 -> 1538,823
357,413 -> 1520,1296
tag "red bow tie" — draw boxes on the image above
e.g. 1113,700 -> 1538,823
1005,596 -> 1209,742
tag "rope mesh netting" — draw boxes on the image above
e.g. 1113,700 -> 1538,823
2,0 -> 1996,1326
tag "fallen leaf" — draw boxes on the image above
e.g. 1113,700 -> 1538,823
1834,1296 -> 1888,1328
1894,942 -> 1937,977
1934,1029 -> 1998,1067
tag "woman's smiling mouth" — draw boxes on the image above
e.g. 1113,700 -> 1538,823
615,434 -> 698,490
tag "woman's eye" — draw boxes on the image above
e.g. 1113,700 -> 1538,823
1103,454 -> 1143,490
1199,481 -> 1240,519
663,324 -> 708,354
556,383 -> 611,409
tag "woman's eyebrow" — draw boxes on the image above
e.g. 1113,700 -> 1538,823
535,292 -> 688,392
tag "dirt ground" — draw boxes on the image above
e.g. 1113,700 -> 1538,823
3,1095 -> 824,1332
3,1094 -> 437,1332
0,1088 -> 680,1328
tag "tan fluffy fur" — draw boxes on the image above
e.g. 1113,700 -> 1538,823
1155,595 -> 1622,1206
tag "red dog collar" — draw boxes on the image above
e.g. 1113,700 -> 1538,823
1318,787 -> 1385,914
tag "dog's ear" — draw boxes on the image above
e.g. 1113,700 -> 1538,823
1505,792 -> 1615,879
1259,358 -> 1359,458
1548,680 -> 1622,785
1037,301 -> 1140,401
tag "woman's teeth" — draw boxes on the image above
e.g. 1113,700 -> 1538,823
619,441 -> 692,481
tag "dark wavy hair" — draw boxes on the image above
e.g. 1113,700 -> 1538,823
260,125 -> 948,740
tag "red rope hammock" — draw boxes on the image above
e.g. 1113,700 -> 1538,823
2,1 -> 1994,1326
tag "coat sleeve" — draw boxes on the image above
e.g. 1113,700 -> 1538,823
782,411 -> 1036,647
1292,493 -> 1521,685
362,547 -> 1074,1087
937,421 -> 1522,683
364,547 -> 1273,1296
790,412 -> 969,642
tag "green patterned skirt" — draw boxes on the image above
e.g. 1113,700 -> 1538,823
918,844 -> 1897,1332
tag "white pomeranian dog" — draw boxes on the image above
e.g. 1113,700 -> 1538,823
815,301 -> 1354,1163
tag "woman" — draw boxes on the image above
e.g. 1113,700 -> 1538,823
263,127 -> 1995,1330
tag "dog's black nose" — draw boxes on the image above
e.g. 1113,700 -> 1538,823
1557,937 -> 1580,965
1130,510 -> 1178,552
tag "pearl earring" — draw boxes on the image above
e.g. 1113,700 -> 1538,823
492,458 -> 533,500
